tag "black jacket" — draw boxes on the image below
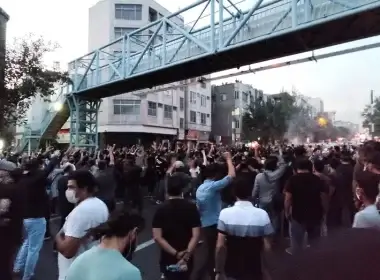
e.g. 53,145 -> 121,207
20,157 -> 58,219
0,182 -> 24,280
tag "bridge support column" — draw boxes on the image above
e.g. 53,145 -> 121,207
67,95 -> 101,151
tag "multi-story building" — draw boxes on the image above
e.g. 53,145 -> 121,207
300,95 -> 324,118
17,0 -> 212,147
88,0 -> 212,145
333,120 -> 359,133
211,81 -> 258,144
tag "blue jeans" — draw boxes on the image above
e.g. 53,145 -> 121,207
14,218 -> 46,280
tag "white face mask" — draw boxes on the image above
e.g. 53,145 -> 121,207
355,189 -> 361,201
65,189 -> 79,204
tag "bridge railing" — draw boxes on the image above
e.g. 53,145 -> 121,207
66,0 -> 378,94
68,0 -> 290,92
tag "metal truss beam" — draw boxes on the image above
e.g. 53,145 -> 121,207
34,0 -> 380,150
69,0 -> 380,94
67,95 -> 101,151
223,0 -> 265,47
168,0 -> 211,63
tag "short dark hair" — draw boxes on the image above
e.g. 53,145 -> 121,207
203,163 -> 220,179
295,158 -> 312,172
90,209 -> 144,239
313,159 -> 325,173
355,169 -> 380,202
166,175 -> 184,196
330,157 -> 340,169
232,177 -> 252,200
68,170 -> 97,193
97,160 -> 107,170
264,156 -> 278,171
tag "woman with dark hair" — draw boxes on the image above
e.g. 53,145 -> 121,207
65,210 -> 144,280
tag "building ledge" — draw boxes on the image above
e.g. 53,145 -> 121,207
0,7 -> 10,21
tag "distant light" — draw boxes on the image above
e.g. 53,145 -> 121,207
53,102 -> 63,111
318,117 -> 327,127
0,139 -> 4,150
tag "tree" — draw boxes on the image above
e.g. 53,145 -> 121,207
334,126 -> 351,138
3,35 -> 70,132
242,91 -> 313,143
362,97 -> 380,135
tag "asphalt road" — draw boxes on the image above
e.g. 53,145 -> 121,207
35,200 -> 163,280
34,200 -> 289,280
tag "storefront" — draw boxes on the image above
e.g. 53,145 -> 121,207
185,130 -> 210,142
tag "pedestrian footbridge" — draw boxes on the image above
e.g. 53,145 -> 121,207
18,0 -> 380,151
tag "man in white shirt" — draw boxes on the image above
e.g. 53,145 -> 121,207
55,170 -> 109,280
352,169 -> 380,230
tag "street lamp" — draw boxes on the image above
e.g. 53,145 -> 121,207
53,102 -> 63,111
0,138 -> 4,150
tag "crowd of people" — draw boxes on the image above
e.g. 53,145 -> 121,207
1,139 -> 380,280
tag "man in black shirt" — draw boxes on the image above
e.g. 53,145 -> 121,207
123,157 -> 143,213
0,160 -> 23,280
152,175 -> 201,280
284,158 -> 328,254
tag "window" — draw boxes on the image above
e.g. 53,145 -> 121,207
201,95 -> 206,107
180,118 -> 184,129
113,99 -> 140,115
164,105 -> 173,119
149,7 -> 158,22
235,120 -> 240,129
114,27 -> 138,39
148,101 -> 157,116
190,91 -> 197,104
220,94 -> 227,101
201,113 -> 206,125
190,111 -> 196,123
180,97 -> 184,111
201,82 -> 206,89
115,4 -> 142,20
242,92 -> 248,102
166,24 -> 173,33
235,91 -> 239,99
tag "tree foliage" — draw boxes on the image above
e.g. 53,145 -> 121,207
3,35 -> 70,130
242,91 -> 313,143
362,97 -> 380,134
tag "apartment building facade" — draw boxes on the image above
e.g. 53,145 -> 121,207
89,0 -> 212,144
211,81 -> 261,144
17,0 -> 212,146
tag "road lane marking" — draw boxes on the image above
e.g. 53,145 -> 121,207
136,239 -> 155,252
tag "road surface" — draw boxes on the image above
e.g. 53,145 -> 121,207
35,201 -> 163,280
35,200 -> 288,280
